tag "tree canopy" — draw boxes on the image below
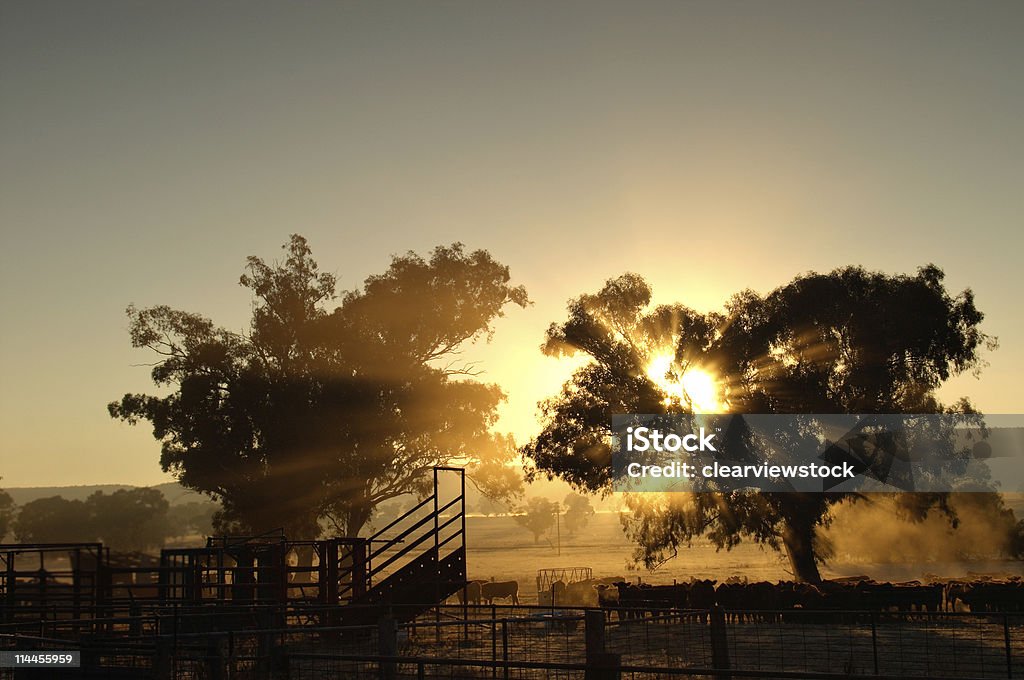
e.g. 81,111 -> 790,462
513,497 -> 558,544
110,236 -> 528,539
524,265 -> 994,582
14,496 -> 92,544
563,492 -> 595,537
0,481 -> 15,541
13,489 -> 174,552
87,488 -> 171,552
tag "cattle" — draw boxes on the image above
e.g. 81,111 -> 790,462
595,583 -> 623,621
538,579 -> 567,606
455,580 -> 484,605
612,581 -> 645,619
481,580 -> 519,605
612,581 -> 695,620
948,580 -> 1024,613
688,579 -> 717,609
604,575 -> 1024,622
564,579 -> 600,607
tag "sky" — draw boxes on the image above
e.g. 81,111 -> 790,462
1,1 -> 1022,487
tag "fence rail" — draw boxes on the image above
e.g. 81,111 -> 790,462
2,605 -> 1022,679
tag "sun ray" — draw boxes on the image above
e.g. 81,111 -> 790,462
645,352 -> 722,413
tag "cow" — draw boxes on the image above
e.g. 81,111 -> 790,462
538,579 -> 567,606
612,582 -> 645,619
612,581 -> 693,620
595,583 -> 622,621
481,580 -> 519,605
564,579 -> 600,607
455,580 -> 484,605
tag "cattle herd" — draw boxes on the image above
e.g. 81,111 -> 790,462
608,578 -> 1024,621
456,579 -> 521,606
458,576 -> 1024,620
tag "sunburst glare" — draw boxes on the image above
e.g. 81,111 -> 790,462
645,353 -> 722,413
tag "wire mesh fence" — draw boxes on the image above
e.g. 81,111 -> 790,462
2,605 -> 1023,679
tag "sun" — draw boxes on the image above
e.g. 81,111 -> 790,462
645,353 -> 722,413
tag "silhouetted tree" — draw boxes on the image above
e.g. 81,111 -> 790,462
13,490 -> 173,551
524,266 -> 994,582
0,480 -> 14,540
87,488 -> 171,552
110,236 -> 528,539
167,501 -> 219,538
513,497 -> 558,544
14,496 -> 92,543
563,492 -> 595,536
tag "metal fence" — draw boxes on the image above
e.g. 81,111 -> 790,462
2,605 -> 1023,679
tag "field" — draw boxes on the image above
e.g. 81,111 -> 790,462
465,511 -> 1024,603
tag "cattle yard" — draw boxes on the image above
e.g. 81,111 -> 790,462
4,552 -> 1024,680
2,469 -> 1024,678
2,600 -> 1023,679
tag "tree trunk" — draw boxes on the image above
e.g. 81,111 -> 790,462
781,520 -> 822,584
345,506 -> 372,538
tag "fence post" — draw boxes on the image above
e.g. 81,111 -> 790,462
710,605 -> 731,680
228,630 -> 235,680
379,617 -> 398,680
255,630 -> 270,680
585,609 -> 621,680
871,611 -> 879,676
491,612 -> 497,679
502,619 -> 509,680
129,603 -> 141,637
1005,614 -> 1013,679
205,634 -> 225,680
154,616 -> 172,680
270,631 -> 290,680
585,609 -> 606,657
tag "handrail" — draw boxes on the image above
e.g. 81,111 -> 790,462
370,495 -> 434,541
435,528 -> 463,552
366,528 -> 438,578
367,507 -> 438,562
366,496 -> 464,578
367,494 -> 461,562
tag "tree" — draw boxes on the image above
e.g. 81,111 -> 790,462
14,496 -> 92,543
0,480 -> 14,541
513,497 -> 558,544
524,266 -> 993,582
110,236 -> 528,539
563,492 -> 595,536
167,501 -> 219,538
87,488 -> 171,552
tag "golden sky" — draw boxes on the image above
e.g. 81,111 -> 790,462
1,1 -> 1022,486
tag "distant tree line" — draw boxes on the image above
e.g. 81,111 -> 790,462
512,493 -> 595,544
1,487 -> 216,553
0,481 -> 14,541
